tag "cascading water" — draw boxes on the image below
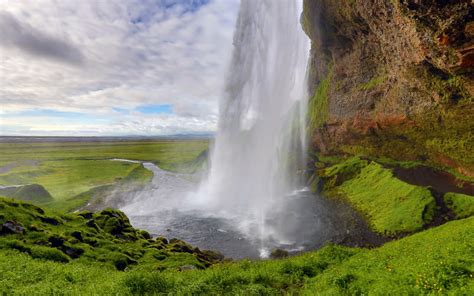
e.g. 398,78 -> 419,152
195,0 -> 310,257
118,0 -> 376,259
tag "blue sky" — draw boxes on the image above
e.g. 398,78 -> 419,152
0,0 -> 239,136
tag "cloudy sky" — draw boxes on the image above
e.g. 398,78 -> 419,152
0,0 -> 239,136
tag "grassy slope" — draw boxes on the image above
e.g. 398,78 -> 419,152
0,140 -> 208,210
318,157 -> 471,235
0,198 -> 222,278
444,192 -> 474,219
338,162 -> 435,235
1,197 -> 472,294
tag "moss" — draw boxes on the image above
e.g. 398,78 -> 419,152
444,193 -> 474,219
0,197 -> 224,273
30,246 -> 70,263
412,64 -> 472,104
320,159 -> 436,235
319,156 -> 368,189
358,75 -> 386,91
308,67 -> 333,130
335,104 -> 474,181
339,162 -> 435,235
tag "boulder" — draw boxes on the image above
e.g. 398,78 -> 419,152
0,220 -> 25,235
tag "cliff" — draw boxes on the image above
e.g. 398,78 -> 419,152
303,0 -> 473,179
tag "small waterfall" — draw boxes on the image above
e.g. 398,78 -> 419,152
196,0 -> 310,256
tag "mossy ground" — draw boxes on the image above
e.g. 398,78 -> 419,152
1,197 -> 472,295
444,192 -> 474,219
317,157 -> 473,235
0,198 -> 222,276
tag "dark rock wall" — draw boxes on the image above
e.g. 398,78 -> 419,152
303,0 -> 473,178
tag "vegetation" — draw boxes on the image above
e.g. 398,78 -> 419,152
357,75 -> 386,91
0,140 -> 208,211
0,198 -> 223,273
319,157 -> 438,235
308,67 -> 333,130
334,104 -> 474,183
444,192 -> 474,219
1,197 -> 472,294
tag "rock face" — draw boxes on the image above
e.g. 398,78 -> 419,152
303,0 -> 473,178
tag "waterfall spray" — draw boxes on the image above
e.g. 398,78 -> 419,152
196,0 -> 310,257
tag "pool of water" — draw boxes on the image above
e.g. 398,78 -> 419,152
104,163 -> 384,259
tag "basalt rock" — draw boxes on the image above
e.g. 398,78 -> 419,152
0,220 -> 25,235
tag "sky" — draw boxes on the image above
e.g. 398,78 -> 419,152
0,0 -> 239,136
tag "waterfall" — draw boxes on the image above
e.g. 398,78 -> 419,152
196,0 -> 310,257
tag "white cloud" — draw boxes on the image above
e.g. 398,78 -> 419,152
0,0 -> 239,135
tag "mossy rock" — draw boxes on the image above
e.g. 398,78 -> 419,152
30,246 -> 70,263
0,184 -> 53,204
0,197 -> 222,273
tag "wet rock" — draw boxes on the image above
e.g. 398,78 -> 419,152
0,220 -> 25,235
21,203 -> 45,215
270,248 -> 289,259
78,211 -> 94,220
71,231 -> 83,242
86,219 -> 99,230
39,216 -> 60,225
155,237 -> 168,245
63,246 -> 84,259
48,235 -> 65,247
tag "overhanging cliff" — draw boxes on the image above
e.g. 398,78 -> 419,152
303,0 -> 473,179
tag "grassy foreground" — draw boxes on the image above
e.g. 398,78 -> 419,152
0,197 -> 472,295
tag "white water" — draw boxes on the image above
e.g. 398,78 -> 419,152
194,0 -> 310,256
118,0 -> 316,258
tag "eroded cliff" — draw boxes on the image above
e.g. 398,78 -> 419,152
303,0 -> 473,179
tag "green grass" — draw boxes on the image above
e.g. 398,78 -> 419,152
444,192 -> 474,219
0,140 -> 208,210
320,157 -> 436,235
1,197 -> 472,295
0,140 -> 208,165
302,217 -> 474,295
